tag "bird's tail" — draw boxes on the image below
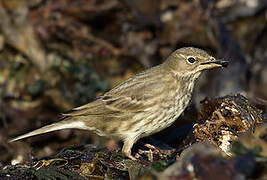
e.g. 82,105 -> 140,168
9,117 -> 88,142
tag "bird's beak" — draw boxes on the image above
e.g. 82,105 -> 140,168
200,59 -> 229,69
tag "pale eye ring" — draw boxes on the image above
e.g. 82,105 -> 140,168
187,56 -> 196,64
210,57 -> 216,61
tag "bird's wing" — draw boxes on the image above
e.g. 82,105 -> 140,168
62,65 -> 167,117
61,93 -> 149,117
101,95 -> 147,112
101,65 -> 167,113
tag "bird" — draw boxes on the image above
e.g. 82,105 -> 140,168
10,47 -> 228,160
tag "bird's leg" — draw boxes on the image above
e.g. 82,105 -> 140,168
122,138 -> 137,161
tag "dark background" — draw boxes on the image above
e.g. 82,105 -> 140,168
0,0 -> 266,166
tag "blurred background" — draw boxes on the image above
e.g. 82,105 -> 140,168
0,0 -> 266,166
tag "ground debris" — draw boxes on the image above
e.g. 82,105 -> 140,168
0,145 -> 148,180
192,94 -> 263,155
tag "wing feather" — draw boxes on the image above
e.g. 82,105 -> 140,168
62,65 -> 167,117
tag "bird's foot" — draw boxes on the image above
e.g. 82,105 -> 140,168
125,152 -> 137,161
143,144 -> 160,153
128,155 -> 137,161
138,144 -> 175,162
143,143 -> 175,155
138,149 -> 154,162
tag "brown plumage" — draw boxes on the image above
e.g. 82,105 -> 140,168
10,47 -> 228,160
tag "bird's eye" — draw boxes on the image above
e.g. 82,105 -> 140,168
187,56 -> 196,64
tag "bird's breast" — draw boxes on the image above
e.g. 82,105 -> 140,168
117,77 -> 195,138
163,79 -> 194,126
139,91 -> 192,137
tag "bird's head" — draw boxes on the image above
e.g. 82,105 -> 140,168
164,47 -> 228,77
